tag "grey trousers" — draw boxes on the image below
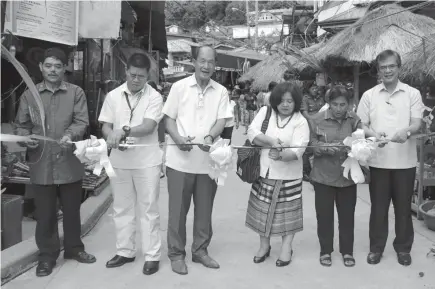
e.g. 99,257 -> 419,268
166,167 -> 218,261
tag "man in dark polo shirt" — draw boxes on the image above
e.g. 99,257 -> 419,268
15,48 -> 96,277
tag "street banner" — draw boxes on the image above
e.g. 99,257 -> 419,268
78,0 -> 121,39
3,1 -> 79,46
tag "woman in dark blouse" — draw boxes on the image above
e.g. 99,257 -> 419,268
309,85 -> 362,268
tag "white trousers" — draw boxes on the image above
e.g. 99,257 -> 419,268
111,166 -> 161,261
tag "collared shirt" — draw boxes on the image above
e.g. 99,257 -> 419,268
98,82 -> 163,169
263,92 -> 271,107
162,75 -> 232,174
301,95 -> 325,115
357,81 -> 424,169
248,107 -> 310,180
309,109 -> 360,187
15,81 -> 89,185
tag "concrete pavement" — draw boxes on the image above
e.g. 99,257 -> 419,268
4,127 -> 435,289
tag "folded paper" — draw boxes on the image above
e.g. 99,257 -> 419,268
342,129 -> 377,184
208,138 -> 233,186
74,135 -> 116,178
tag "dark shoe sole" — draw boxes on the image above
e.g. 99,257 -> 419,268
143,268 -> 159,275
106,258 -> 135,268
367,254 -> 382,265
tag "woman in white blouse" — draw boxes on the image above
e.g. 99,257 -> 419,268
246,82 -> 310,267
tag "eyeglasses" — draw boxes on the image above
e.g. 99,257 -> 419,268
379,64 -> 398,72
198,92 -> 204,108
128,71 -> 147,80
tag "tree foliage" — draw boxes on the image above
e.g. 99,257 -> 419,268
165,1 -> 294,29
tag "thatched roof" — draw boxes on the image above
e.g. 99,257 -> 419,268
239,42 -> 324,91
400,35 -> 435,82
316,4 -> 435,66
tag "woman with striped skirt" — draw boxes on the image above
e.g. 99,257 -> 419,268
246,82 -> 310,267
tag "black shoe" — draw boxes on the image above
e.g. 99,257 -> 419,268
253,246 -> 271,263
367,252 -> 382,265
64,251 -> 96,264
276,250 -> 293,267
397,252 -> 412,266
143,261 -> 160,275
106,255 -> 135,268
36,261 -> 55,277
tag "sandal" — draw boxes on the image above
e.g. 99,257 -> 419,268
319,254 -> 332,267
342,254 -> 355,267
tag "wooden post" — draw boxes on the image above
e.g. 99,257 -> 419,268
148,2 -> 153,53
353,64 -> 360,108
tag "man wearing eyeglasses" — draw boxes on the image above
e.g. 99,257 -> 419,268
99,53 -> 163,275
357,50 -> 424,267
162,46 -> 232,275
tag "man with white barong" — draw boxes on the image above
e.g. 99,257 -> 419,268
99,53 -> 163,275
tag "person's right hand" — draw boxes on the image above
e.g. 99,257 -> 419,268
26,139 -> 39,149
325,143 -> 341,155
175,136 -> 195,152
107,129 -> 125,149
375,132 -> 388,148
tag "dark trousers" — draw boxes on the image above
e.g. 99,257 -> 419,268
33,181 -> 84,262
166,167 -> 217,261
369,167 -> 415,254
313,182 -> 357,255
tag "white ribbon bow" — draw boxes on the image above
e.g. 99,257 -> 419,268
208,138 -> 233,186
73,135 -> 116,178
342,129 -> 376,184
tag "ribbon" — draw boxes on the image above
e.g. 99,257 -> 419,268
208,139 -> 233,186
0,134 -> 32,143
73,136 -> 116,178
342,129 -> 377,184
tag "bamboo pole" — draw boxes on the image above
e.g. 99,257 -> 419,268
353,64 -> 360,108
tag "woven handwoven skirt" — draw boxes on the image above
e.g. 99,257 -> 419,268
246,177 -> 303,237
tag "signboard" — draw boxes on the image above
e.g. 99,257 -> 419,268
4,1 -> 78,46
78,1 -> 121,39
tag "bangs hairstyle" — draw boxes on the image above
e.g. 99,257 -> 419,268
328,85 -> 352,103
375,49 -> 402,68
269,82 -> 303,113
43,47 -> 67,65
127,53 -> 151,71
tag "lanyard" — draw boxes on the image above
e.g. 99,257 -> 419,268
124,91 -> 143,123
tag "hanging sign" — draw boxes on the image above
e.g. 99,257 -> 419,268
3,1 -> 79,46
78,1 -> 121,39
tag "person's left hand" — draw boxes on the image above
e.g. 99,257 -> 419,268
390,129 -> 408,144
59,135 -> 72,148
198,135 -> 213,152
268,148 -> 281,160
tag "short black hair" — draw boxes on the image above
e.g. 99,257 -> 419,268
375,49 -> 402,68
328,85 -> 352,103
43,47 -> 67,65
193,45 -> 217,60
127,53 -> 151,70
269,82 -> 303,113
268,81 -> 278,91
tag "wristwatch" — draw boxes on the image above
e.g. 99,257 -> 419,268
406,131 -> 411,139
122,125 -> 131,138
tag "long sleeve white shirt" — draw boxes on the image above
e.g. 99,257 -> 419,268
248,107 -> 310,180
